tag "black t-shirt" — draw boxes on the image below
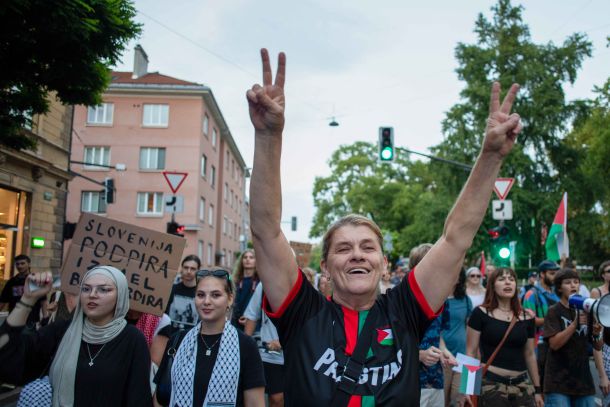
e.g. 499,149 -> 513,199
263,269 -> 436,407
467,307 -> 535,371
165,282 -> 198,329
155,328 -> 265,406
0,319 -> 152,406
0,274 -> 43,324
543,302 -> 594,395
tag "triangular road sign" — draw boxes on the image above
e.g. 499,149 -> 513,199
162,171 -> 188,194
494,178 -> 514,200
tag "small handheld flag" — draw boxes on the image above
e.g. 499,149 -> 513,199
460,364 -> 483,395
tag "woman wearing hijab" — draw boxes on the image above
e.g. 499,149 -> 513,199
155,268 -> 265,407
0,266 -> 152,407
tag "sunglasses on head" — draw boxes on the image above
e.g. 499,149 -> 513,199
196,269 -> 230,279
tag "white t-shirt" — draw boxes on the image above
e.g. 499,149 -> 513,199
468,293 -> 485,309
243,284 -> 284,365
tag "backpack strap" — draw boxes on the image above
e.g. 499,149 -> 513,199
331,304 -> 380,407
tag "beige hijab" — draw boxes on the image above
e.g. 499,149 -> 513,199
49,266 -> 129,407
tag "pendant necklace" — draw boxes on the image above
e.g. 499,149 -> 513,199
497,307 -> 512,321
86,343 -> 107,367
201,334 -> 222,356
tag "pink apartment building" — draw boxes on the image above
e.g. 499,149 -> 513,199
66,45 -> 249,268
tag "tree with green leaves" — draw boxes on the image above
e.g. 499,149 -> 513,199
0,0 -> 141,150
310,0 -> 598,267
558,78 -> 610,264
432,0 -> 592,266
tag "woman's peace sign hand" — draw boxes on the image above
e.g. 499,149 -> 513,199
246,48 -> 286,135
482,82 -> 522,159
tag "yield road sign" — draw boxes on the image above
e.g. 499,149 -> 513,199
494,178 -> 514,200
162,171 -> 188,194
492,199 -> 513,220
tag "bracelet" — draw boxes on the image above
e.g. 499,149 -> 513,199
534,386 -> 542,394
17,299 -> 34,309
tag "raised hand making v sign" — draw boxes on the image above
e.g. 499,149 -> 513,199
247,47 -> 522,407
246,49 -> 286,134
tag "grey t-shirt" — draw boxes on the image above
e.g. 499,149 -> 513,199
243,284 -> 284,365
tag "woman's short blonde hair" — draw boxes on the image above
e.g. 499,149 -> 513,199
321,214 -> 383,262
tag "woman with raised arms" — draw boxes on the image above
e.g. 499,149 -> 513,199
245,48 -> 522,406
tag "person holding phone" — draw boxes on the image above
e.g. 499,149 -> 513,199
0,266 -> 152,406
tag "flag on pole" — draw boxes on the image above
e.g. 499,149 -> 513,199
545,192 -> 569,261
479,252 -> 486,277
460,364 -> 483,395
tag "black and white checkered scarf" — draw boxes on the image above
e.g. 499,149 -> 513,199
170,321 -> 240,407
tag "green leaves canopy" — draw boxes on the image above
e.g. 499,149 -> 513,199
0,0 -> 141,150
310,0 -> 608,267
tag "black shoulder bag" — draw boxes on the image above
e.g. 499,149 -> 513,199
156,329 -> 184,407
330,305 -> 380,407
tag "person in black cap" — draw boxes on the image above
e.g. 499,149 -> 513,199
521,260 -> 560,392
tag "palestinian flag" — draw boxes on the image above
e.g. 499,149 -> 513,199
376,327 -> 393,346
460,364 -> 482,395
545,192 -> 569,261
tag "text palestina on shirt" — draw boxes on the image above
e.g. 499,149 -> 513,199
313,348 -> 403,386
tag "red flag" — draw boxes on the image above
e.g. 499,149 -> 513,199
480,251 -> 486,277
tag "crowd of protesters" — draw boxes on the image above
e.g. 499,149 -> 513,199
0,48 -> 609,407
1,251 -> 609,407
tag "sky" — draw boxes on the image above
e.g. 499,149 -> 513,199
113,0 -> 610,244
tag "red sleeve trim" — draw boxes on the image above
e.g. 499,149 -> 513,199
408,268 -> 443,319
263,269 -> 303,319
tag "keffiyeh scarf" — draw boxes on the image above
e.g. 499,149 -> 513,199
170,321 -> 240,407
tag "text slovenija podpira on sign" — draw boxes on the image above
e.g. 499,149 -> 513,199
61,213 -> 186,316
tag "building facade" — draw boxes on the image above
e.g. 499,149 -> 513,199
66,46 -> 248,268
0,95 -> 73,280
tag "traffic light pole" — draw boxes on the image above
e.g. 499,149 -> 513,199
396,147 -> 472,172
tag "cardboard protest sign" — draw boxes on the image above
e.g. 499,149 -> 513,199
61,213 -> 186,316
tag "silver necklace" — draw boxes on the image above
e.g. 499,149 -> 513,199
86,343 -> 106,367
201,333 -> 222,356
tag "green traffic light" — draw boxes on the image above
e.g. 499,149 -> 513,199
381,147 -> 394,160
498,247 -> 511,259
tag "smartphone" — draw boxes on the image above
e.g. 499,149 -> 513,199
28,276 -> 62,293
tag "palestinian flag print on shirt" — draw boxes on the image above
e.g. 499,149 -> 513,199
343,307 -> 394,407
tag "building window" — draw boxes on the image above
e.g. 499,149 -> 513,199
223,216 -> 227,235
211,166 -> 216,188
226,151 -> 230,169
139,147 -> 165,170
212,128 -> 217,148
87,103 -> 114,125
207,243 -> 214,266
143,104 -> 169,127
227,219 -> 232,238
222,249 -> 227,266
208,204 -> 214,226
198,240 -> 204,260
203,114 -> 209,136
199,197 -> 205,222
200,154 -> 207,178
137,192 -> 163,215
224,183 -> 228,202
81,191 -> 107,213
83,146 -> 110,170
